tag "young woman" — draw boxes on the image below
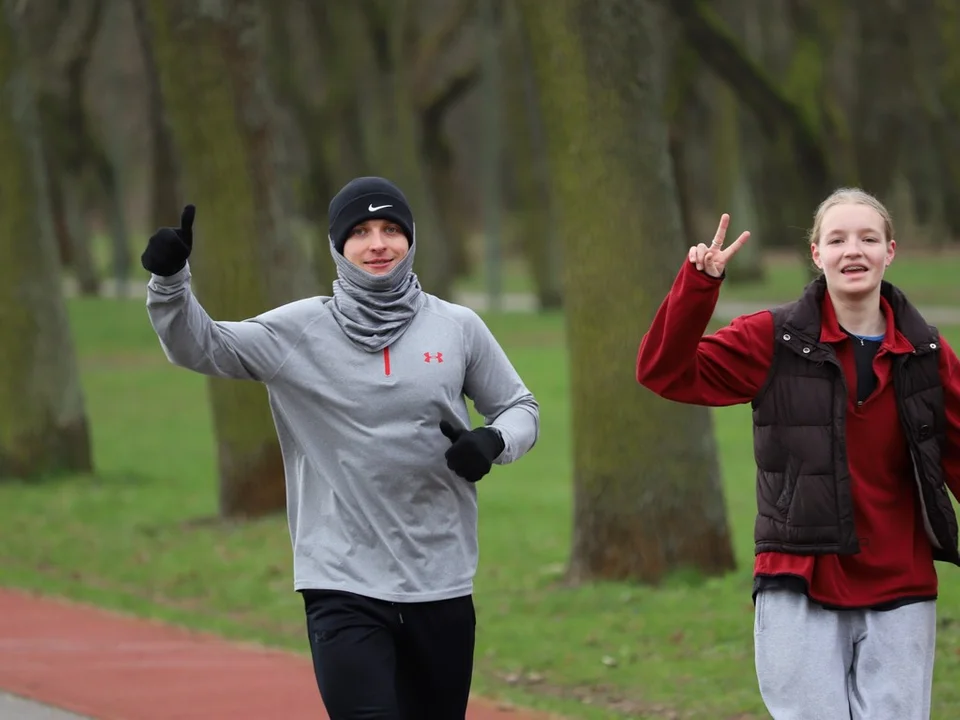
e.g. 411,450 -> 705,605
141,176 -> 540,719
635,187 -> 960,719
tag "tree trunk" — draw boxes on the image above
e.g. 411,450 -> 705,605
936,0 -> 960,239
313,1 -> 463,300
519,0 -> 736,584
477,0 -> 503,311
59,172 -> 101,295
366,2 -> 454,299
100,159 -> 133,298
265,0 -> 345,291
0,0 -> 93,480
713,79 -> 764,282
506,0 -> 563,310
421,102 -> 474,282
671,0 -> 833,277
27,0 -> 105,296
413,0 -> 481,284
90,0 -> 134,298
128,0 -> 181,233
140,0 -> 319,519
664,36 -> 704,251
912,0 -> 960,241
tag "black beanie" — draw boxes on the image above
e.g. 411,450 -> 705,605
328,176 -> 414,254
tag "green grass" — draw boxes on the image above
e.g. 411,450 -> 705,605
453,248 -> 960,311
89,223 -> 960,312
719,249 -> 960,307
453,255 -> 536,296
5,298 -> 960,718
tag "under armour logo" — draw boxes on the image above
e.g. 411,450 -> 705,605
424,352 -> 443,363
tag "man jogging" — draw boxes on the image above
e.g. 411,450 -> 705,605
141,176 -> 540,719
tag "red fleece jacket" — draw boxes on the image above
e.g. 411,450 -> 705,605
636,261 -> 960,608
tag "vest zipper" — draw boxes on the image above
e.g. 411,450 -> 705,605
896,359 -> 942,550
789,336 -> 855,548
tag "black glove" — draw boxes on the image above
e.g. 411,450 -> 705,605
141,204 -> 195,276
439,420 -> 505,483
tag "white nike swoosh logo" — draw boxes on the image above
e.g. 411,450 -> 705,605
368,203 -> 392,212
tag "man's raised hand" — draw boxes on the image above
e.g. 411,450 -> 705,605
141,204 -> 196,277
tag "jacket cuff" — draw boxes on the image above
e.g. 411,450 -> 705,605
477,426 -> 506,462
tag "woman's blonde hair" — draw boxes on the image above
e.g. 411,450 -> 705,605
808,187 -> 895,245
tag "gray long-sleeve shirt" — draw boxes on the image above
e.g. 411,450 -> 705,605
146,264 -> 539,602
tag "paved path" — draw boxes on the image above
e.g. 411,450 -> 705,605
0,692 -> 89,720
0,588 -> 557,720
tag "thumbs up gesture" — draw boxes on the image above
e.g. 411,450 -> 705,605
141,204 -> 196,277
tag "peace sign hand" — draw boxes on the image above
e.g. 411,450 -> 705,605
687,214 -> 750,278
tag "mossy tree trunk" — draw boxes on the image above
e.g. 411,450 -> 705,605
129,0 -> 181,235
0,0 -> 93,480
701,0 -> 764,283
519,0 -> 736,584
908,0 -> 960,241
404,0 -> 481,289
505,0 -> 563,310
26,0 -> 105,296
936,0 -> 960,238
664,38 -> 705,252
139,0 -> 318,519
263,0 -> 345,291
712,72 -> 763,283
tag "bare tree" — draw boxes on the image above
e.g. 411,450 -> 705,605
135,0 -> 319,518
519,0 -> 736,583
669,0 -> 960,254
128,0 -> 181,234
0,0 -> 93,480
670,0 -> 832,257
24,0 -> 107,295
286,0 -> 480,299
504,0 -> 563,309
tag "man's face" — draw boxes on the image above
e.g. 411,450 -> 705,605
343,219 -> 410,275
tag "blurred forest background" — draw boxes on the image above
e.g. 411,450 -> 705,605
4,1 -> 960,717
13,0 -> 960,304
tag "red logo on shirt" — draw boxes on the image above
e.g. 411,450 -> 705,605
424,352 -> 443,363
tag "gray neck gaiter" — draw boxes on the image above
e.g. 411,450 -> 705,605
328,236 -> 425,352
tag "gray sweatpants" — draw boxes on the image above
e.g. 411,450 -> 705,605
754,589 -> 935,720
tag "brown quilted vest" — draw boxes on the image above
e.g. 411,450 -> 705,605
752,276 -> 960,565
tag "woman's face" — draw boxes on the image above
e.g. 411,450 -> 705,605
343,219 -> 410,275
811,203 -> 895,299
